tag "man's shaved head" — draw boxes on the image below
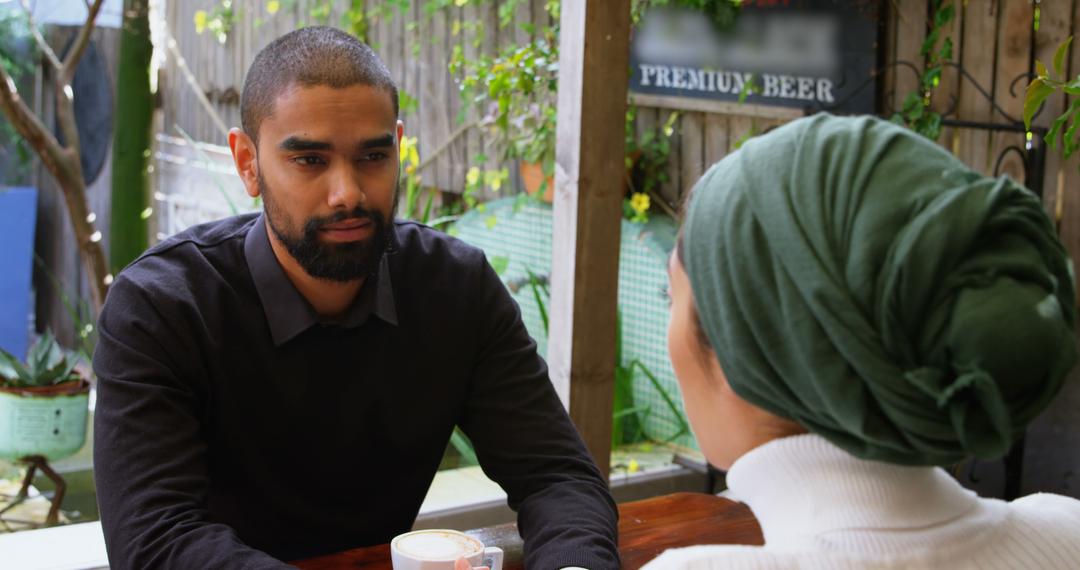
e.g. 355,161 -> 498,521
241,26 -> 399,143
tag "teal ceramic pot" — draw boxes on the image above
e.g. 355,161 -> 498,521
0,379 -> 90,461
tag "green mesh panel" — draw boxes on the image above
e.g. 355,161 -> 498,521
453,197 -> 696,449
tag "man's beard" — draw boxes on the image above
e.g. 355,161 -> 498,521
259,173 -> 396,282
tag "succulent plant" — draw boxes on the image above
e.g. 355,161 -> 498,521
0,331 -> 81,388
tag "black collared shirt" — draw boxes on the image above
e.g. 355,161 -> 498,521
93,213 -> 618,569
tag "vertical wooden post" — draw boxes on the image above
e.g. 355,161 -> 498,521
548,0 -> 631,477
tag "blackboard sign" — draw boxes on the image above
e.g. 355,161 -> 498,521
629,1 -> 880,115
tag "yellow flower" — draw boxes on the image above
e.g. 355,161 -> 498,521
194,10 -> 208,34
399,136 -> 418,166
630,192 -> 650,215
466,166 -> 481,187
487,170 -> 504,192
628,458 -> 640,474
266,1 -> 281,15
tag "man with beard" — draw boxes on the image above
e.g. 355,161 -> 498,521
93,27 -> 618,570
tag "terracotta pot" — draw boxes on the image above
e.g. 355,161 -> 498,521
519,161 -> 554,203
0,378 -> 90,461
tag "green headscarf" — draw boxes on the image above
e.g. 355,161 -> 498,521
683,114 -> 1077,466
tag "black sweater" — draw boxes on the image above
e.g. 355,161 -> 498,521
93,213 -> 618,569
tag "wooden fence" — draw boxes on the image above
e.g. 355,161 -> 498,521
162,0 -> 555,196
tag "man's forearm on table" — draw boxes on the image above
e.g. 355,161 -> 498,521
517,480 -> 620,570
99,517 -> 296,570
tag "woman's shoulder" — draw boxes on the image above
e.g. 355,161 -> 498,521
1008,492 -> 1080,532
640,545 -> 864,570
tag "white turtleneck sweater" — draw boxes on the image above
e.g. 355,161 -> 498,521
644,434 -> 1080,569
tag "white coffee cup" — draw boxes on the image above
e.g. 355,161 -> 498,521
391,529 -> 504,570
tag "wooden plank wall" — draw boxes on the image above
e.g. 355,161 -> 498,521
880,0 -> 1079,195
160,0 -> 798,210
162,0 -> 557,196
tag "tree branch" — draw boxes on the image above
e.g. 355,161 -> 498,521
61,0 -> 106,82
19,0 -> 63,71
5,0 -> 111,312
0,65 -> 67,176
48,0 -> 105,180
2,59 -> 108,312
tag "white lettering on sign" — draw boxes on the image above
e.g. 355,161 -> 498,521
716,71 -> 733,93
657,66 -> 672,88
763,74 -> 780,97
636,64 -> 840,105
686,68 -> 704,91
639,64 -> 658,87
798,76 -> 815,100
817,78 -> 835,103
780,75 -> 797,99
672,67 -> 687,89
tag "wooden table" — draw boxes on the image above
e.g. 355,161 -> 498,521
295,492 -> 763,569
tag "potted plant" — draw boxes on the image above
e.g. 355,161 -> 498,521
455,24 -> 676,221
456,35 -> 559,201
0,331 -> 90,463
0,332 -> 89,526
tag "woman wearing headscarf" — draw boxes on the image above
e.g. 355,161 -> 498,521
648,114 -> 1080,569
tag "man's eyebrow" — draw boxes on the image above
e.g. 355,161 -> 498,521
278,137 -> 332,152
358,134 -> 396,150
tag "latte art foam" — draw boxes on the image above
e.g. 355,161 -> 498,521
395,531 -> 481,559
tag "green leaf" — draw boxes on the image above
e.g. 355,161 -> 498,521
901,91 -> 923,112
0,349 -> 25,383
1054,37 -> 1073,77
488,255 -> 509,276
420,191 -> 436,225
1065,112 -> 1080,158
524,268 -> 549,336
630,359 -> 690,436
1036,60 -> 1049,79
1046,112 -> 1069,151
28,332 -> 54,377
938,37 -> 953,61
1024,77 -> 1056,130
936,3 -> 955,28
449,427 -> 479,466
47,357 -> 78,385
11,358 -> 34,386
922,112 -> 943,140
922,67 -> 942,91
921,29 -> 940,57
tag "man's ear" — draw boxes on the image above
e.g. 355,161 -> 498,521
396,120 -> 404,145
228,128 -> 260,199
